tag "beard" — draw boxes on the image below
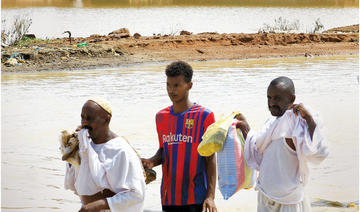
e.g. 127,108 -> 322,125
268,105 -> 287,117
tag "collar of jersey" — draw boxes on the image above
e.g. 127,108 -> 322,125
170,103 -> 197,116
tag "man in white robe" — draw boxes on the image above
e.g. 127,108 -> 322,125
236,77 -> 329,212
64,98 -> 145,212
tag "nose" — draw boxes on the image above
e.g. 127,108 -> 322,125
268,99 -> 277,107
81,118 -> 88,127
167,86 -> 175,94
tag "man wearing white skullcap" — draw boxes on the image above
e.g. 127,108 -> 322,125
88,97 -> 112,116
64,98 -> 145,212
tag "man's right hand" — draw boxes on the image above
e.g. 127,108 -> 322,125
234,113 -> 250,140
141,158 -> 155,169
76,125 -> 83,132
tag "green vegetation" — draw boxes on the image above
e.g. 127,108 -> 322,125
15,36 -> 49,47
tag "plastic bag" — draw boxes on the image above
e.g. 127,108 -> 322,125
197,111 -> 238,157
217,120 -> 256,200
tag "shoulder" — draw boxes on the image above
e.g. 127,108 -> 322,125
156,106 -> 171,117
104,137 -> 141,161
194,104 -> 213,118
156,106 -> 171,122
103,137 -> 132,154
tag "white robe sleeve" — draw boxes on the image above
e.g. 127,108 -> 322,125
105,146 -> 145,212
64,163 -> 77,193
244,129 -> 263,171
86,146 -> 110,188
293,118 -> 329,164
292,116 -> 329,185
75,129 -> 105,195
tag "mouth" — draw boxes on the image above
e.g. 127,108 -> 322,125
169,94 -> 177,99
84,126 -> 92,131
269,106 -> 280,113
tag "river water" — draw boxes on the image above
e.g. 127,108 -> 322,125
1,55 -> 358,211
1,6 -> 358,39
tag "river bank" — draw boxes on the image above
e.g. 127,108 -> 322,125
1,24 -> 358,73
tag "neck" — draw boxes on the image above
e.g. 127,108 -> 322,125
173,99 -> 193,114
92,129 -> 117,144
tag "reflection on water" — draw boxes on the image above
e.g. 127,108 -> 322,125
1,56 -> 358,211
2,0 -> 358,8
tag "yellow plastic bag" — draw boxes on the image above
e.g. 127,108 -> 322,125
197,111 -> 239,156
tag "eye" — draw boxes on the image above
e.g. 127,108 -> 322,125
274,96 -> 280,101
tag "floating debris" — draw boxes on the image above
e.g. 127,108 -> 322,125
77,42 -> 88,47
311,199 -> 359,208
5,58 -> 18,67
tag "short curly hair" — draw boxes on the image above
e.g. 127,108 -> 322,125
165,61 -> 193,83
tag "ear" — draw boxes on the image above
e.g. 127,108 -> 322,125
104,114 -> 111,124
187,81 -> 193,90
290,94 -> 296,103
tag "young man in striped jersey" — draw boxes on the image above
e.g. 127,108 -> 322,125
142,61 -> 217,212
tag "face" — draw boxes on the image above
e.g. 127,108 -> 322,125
267,84 -> 295,117
81,101 -> 109,139
166,75 -> 192,103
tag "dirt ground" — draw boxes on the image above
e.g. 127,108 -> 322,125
1,24 -> 358,73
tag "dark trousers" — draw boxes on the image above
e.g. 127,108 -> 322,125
162,204 -> 203,212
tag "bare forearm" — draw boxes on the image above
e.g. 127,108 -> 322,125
305,116 -> 316,140
98,199 -> 109,210
205,153 -> 216,199
79,198 -> 109,211
150,148 -> 163,167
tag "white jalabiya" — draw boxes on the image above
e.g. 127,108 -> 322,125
257,191 -> 311,212
244,109 -> 329,206
64,129 -> 145,212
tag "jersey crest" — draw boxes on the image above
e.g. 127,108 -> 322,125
185,118 -> 194,129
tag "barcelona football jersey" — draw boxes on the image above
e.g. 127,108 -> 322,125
155,103 -> 215,206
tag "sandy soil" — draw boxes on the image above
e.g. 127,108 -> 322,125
1,25 -> 358,73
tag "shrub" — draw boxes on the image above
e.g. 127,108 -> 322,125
1,15 -> 32,46
312,18 -> 324,33
258,17 -> 300,33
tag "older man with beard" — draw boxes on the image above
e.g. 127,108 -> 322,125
236,76 -> 329,212
64,98 -> 145,212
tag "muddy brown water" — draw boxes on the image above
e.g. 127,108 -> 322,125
1,56 -> 358,211
2,0 -> 358,8
1,6 -> 358,39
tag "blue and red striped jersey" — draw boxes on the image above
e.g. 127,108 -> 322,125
155,103 -> 215,206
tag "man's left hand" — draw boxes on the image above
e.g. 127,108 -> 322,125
290,103 -> 317,139
290,103 -> 314,123
202,197 -> 217,212
78,199 -> 108,212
